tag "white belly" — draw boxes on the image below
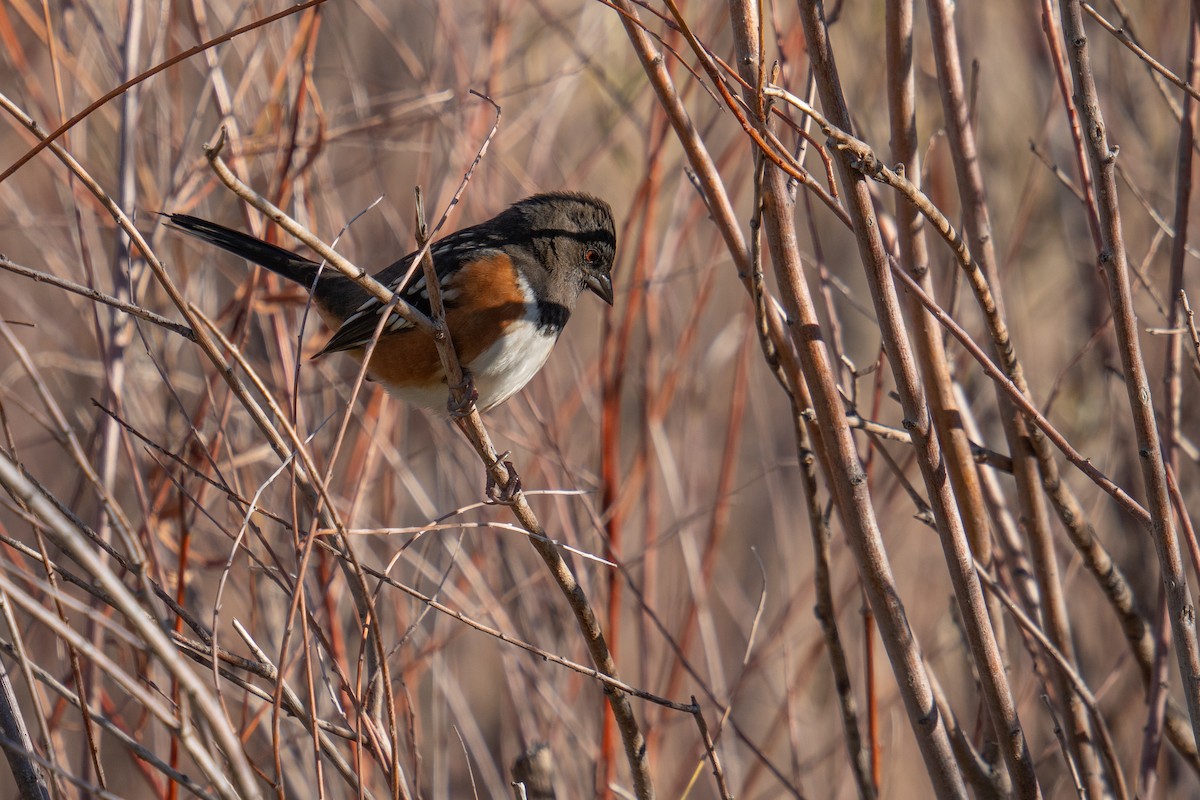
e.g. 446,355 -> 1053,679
382,319 -> 559,414
469,319 -> 559,411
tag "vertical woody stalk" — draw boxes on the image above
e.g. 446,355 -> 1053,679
923,0 -> 1103,792
1058,0 -> 1200,743
884,1 -> 1012,789
1152,17 -> 1200,796
613,0 -> 966,793
791,1 -> 1041,796
646,0 -> 967,792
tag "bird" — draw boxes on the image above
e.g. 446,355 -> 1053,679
165,192 -> 616,414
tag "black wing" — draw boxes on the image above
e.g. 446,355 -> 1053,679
316,226 -> 504,355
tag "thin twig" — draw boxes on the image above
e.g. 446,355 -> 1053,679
0,255 -> 196,342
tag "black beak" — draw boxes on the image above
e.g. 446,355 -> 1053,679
585,273 -> 614,305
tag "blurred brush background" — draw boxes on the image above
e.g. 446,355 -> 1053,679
0,0 -> 1197,797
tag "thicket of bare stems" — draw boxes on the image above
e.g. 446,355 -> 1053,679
0,0 -> 1197,797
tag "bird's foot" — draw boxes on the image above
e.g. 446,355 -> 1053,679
485,453 -> 522,505
447,371 -> 478,418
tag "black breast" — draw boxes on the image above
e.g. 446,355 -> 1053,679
537,301 -> 570,335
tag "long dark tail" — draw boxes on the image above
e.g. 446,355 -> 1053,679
164,214 -> 321,288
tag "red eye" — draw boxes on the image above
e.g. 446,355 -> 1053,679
584,249 -> 598,264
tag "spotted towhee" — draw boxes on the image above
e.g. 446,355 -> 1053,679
166,192 -> 616,412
